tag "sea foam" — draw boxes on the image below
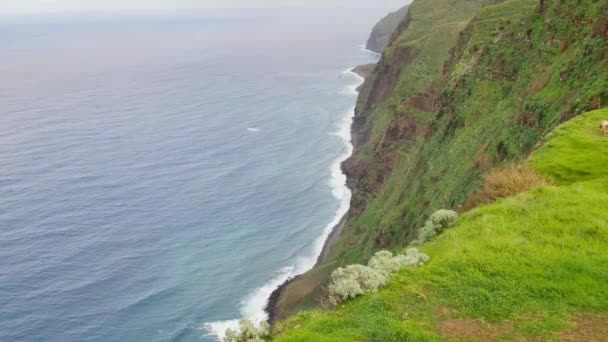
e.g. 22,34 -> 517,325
203,266 -> 295,340
359,44 -> 382,56
204,68 -> 366,341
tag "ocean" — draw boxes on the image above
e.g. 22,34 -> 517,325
0,9 -> 381,342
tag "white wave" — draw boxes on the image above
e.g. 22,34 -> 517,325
204,266 -> 295,341
340,84 -> 359,97
341,68 -> 353,75
203,319 -> 239,341
203,64 -> 366,342
292,69 -> 365,275
247,128 -> 261,132
359,44 -> 381,56
241,265 -> 295,323
339,68 -> 365,97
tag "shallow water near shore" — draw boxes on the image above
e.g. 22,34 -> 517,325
0,8 -> 381,342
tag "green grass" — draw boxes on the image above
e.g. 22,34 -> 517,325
274,109 -> 608,341
276,0 -> 608,320
335,0 -> 608,264
531,109 -> 608,184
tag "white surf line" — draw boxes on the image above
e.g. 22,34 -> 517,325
359,44 -> 381,56
204,64 -> 369,342
203,266 -> 295,340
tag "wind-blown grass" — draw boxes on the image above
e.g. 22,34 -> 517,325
463,164 -> 550,210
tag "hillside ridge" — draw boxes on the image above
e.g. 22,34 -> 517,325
365,4 -> 410,53
268,0 -> 608,331
274,107 -> 608,341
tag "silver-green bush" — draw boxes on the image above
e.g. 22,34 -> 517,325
328,248 -> 429,305
327,264 -> 385,305
412,209 -> 458,246
224,319 -> 271,342
368,249 -> 429,276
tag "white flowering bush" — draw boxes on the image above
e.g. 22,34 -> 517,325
368,249 -> 429,276
328,248 -> 429,305
412,209 -> 458,246
224,319 -> 271,342
367,250 -> 404,277
327,264 -> 385,305
402,248 -> 430,267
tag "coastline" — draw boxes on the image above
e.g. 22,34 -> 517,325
205,64 -> 371,340
265,65 -> 370,326
265,214 -> 348,325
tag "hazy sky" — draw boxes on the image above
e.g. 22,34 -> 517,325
1,0 -> 412,13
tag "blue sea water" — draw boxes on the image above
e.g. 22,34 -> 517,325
0,9 -> 382,342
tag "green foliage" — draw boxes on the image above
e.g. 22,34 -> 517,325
274,109 -> 608,341
411,210 -> 458,246
277,0 -> 608,320
337,0 -> 607,264
224,319 -> 271,342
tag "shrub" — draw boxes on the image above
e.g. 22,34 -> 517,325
412,209 -> 459,246
328,249 -> 429,305
327,264 -> 385,305
464,164 -> 549,209
402,247 -> 430,266
224,319 -> 271,342
368,249 -> 429,276
368,250 -> 405,277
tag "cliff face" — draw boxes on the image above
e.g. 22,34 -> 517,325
276,107 -> 608,340
272,0 -> 608,321
365,5 -> 410,53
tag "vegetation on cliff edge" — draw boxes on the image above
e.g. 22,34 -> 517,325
274,108 -> 608,341
272,0 -> 608,321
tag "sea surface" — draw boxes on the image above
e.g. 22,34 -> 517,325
0,8 -> 382,342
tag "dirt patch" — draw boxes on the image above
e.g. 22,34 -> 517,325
560,314 -> 608,342
437,318 -> 514,341
406,88 -> 438,113
362,45 -> 418,112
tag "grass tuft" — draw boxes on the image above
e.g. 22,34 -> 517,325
463,164 -> 550,210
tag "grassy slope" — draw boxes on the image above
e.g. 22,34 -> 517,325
275,0 -> 608,320
342,0 -> 608,264
274,108 -> 608,341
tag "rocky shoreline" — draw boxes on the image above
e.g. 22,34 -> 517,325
264,214 -> 349,325
264,63 -> 371,326
352,64 -> 375,79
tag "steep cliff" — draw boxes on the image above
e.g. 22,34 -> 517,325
276,107 -> 608,341
365,4 -> 410,53
271,0 -> 608,325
